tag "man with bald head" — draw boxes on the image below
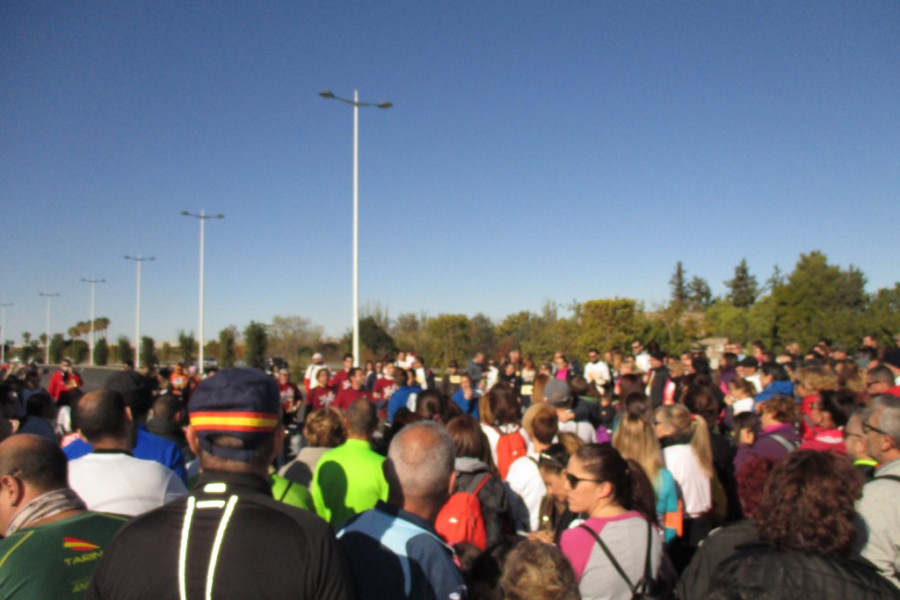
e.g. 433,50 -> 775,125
0,434 -> 127,599
338,421 -> 467,600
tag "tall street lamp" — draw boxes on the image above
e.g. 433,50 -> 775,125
124,255 -> 154,369
319,89 -> 392,367
182,210 -> 224,373
38,293 -> 60,365
81,278 -> 106,366
0,303 -> 11,365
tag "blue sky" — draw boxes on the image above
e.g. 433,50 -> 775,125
2,1 -> 898,346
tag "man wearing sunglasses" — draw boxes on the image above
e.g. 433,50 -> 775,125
856,397 -> 900,588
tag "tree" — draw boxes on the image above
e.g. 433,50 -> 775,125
219,327 -> 236,368
94,337 -> 109,366
244,321 -> 267,369
469,313 -> 497,357
391,312 -> 426,354
687,276 -> 713,311
725,259 -> 759,309
117,336 -> 134,364
669,262 -> 688,308
141,336 -> 158,368
359,316 -> 396,358
423,315 -> 471,368
177,331 -> 196,365
49,334 -> 66,364
578,298 -> 646,354
268,315 -> 324,362
22,331 -> 31,346
70,340 -> 89,364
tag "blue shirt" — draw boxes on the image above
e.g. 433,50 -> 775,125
64,423 -> 187,482
388,385 -> 422,423
451,389 -> 480,420
338,501 -> 467,600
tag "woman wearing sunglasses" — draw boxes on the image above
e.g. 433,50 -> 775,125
558,444 -> 662,600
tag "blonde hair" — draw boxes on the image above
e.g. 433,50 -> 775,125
613,414 -> 663,485
655,404 -> 714,479
795,366 -> 839,393
557,432 -> 585,457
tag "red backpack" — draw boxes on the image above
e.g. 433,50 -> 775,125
434,474 -> 491,550
495,427 -> 527,480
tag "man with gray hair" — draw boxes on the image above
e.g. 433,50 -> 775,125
857,395 -> 900,587
338,421 -> 467,599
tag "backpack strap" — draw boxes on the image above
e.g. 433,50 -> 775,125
871,474 -> 900,484
767,433 -> 796,452
472,473 -> 492,496
578,524 -> 637,593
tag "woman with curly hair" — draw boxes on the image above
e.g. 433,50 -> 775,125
501,540 -> 580,600
706,451 -> 900,600
733,395 -> 799,472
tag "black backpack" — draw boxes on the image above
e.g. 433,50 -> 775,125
578,521 -> 670,600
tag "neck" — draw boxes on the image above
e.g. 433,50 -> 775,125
347,433 -> 369,442
590,499 -> 627,520
89,437 -> 131,452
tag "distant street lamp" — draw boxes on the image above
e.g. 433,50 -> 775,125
319,89 -> 392,367
81,278 -> 106,366
182,210 -> 224,373
0,303 -> 11,365
38,293 -> 60,365
124,255 -> 154,369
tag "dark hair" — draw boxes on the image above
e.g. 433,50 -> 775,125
500,540 -> 580,600
488,383 -> 520,427
346,398 -> 378,436
342,353 -> 353,361
151,393 -> 182,422
0,435 -> 68,492
623,392 -> 652,425
415,389 -> 447,422
618,374 -> 644,400
393,367 -> 408,386
445,415 -> 494,468
732,412 -> 757,437
538,442 -> 570,475
817,389 -> 857,428
734,455 -> 776,519
760,361 -> 789,382
573,444 -> 658,526
681,385 -> 720,429
760,395 -> 798,424
348,367 -> 363,378
756,451 -> 861,554
531,405 -> 559,445
74,389 -> 129,442
867,365 -> 894,385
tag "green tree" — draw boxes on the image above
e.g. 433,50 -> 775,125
669,262 -> 688,308
268,315 -> 324,362
423,315 -> 471,367
391,312 -> 427,354
867,283 -> 900,343
94,337 -> 109,366
359,316 -> 396,358
141,336 -> 158,368
244,321 -> 267,369
70,340 -> 89,364
725,258 -> 759,309
577,299 -> 646,355
49,333 -> 65,364
178,331 -> 196,365
687,276 -> 713,311
22,331 -> 31,345
219,327 -> 237,368
117,336 -> 134,364
469,313 -> 497,357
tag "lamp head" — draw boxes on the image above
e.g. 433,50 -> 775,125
377,102 -> 393,109
319,90 -> 335,99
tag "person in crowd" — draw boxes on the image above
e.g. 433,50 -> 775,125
15,390 -> 57,442
632,340 -> 651,374
68,389 -> 186,515
553,354 -> 573,382
734,395 -> 799,472
415,388 -> 453,423
276,367 -> 303,421
507,403 -> 559,533
531,372 -> 550,405
373,361 -> 398,411
467,352 -> 486,389
279,407 -> 346,486
857,396 -> 900,588
653,403 -> 714,570
303,351 -> 326,396
0,435 -> 128,599
444,414 -> 515,549
499,361 -> 524,401
867,365 -> 898,399
329,353 -> 355,391
845,409 -> 878,480
706,450 -> 900,600
722,376 -> 756,427
799,388 -> 857,453
531,436 -> 585,544
545,379 -> 595,443
86,367 -> 354,600
310,398 -> 388,528
717,352 -> 739,395
388,366 -> 422,423
333,367 -> 373,411
675,455 -> 778,600
47,358 -> 83,406
145,393 -> 192,460
338,421 -> 468,600
559,444 -> 662,600
584,348 -> 612,396
64,370 -> 187,482
613,413 -> 680,543
364,360 -> 378,391
441,360 -> 463,397
794,364 -> 840,439
480,383 -> 528,476
736,356 -> 761,393
500,540 -> 581,600
646,350 -> 675,407
168,363 -> 189,398
306,367 -> 335,411
452,372 -> 482,418
754,361 -> 794,405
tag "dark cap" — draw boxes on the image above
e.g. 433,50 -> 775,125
105,370 -> 154,415
544,379 -> 570,406
188,368 -> 281,461
739,356 -> 759,369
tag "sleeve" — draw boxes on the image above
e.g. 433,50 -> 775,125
559,527 -> 593,581
304,523 -> 358,600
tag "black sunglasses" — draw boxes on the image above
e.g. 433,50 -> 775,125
566,472 -> 601,488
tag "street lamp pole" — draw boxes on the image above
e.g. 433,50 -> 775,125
0,303 -> 11,365
182,210 -> 224,373
38,293 -> 60,365
81,278 -> 106,366
124,255 -> 154,369
319,89 -> 392,367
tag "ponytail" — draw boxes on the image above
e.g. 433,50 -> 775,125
623,458 -> 659,527
688,415 -> 714,479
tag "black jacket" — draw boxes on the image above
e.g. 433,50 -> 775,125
706,543 -> 900,600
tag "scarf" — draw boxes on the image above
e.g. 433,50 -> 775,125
5,488 -> 86,536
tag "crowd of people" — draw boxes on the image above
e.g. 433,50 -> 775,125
2,334 -> 900,599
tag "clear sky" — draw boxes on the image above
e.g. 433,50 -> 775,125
2,1 -> 898,346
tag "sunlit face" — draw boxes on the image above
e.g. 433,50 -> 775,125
539,467 -> 567,502
588,351 -> 599,363
555,357 -> 567,370
653,412 -> 675,439
564,456 -> 601,514
317,369 -> 329,385
278,371 -> 289,383
343,357 -> 353,370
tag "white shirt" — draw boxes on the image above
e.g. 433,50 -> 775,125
68,452 -> 187,516
662,444 -> 711,518
505,452 -> 545,533
635,352 -> 652,374
583,360 -> 611,388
